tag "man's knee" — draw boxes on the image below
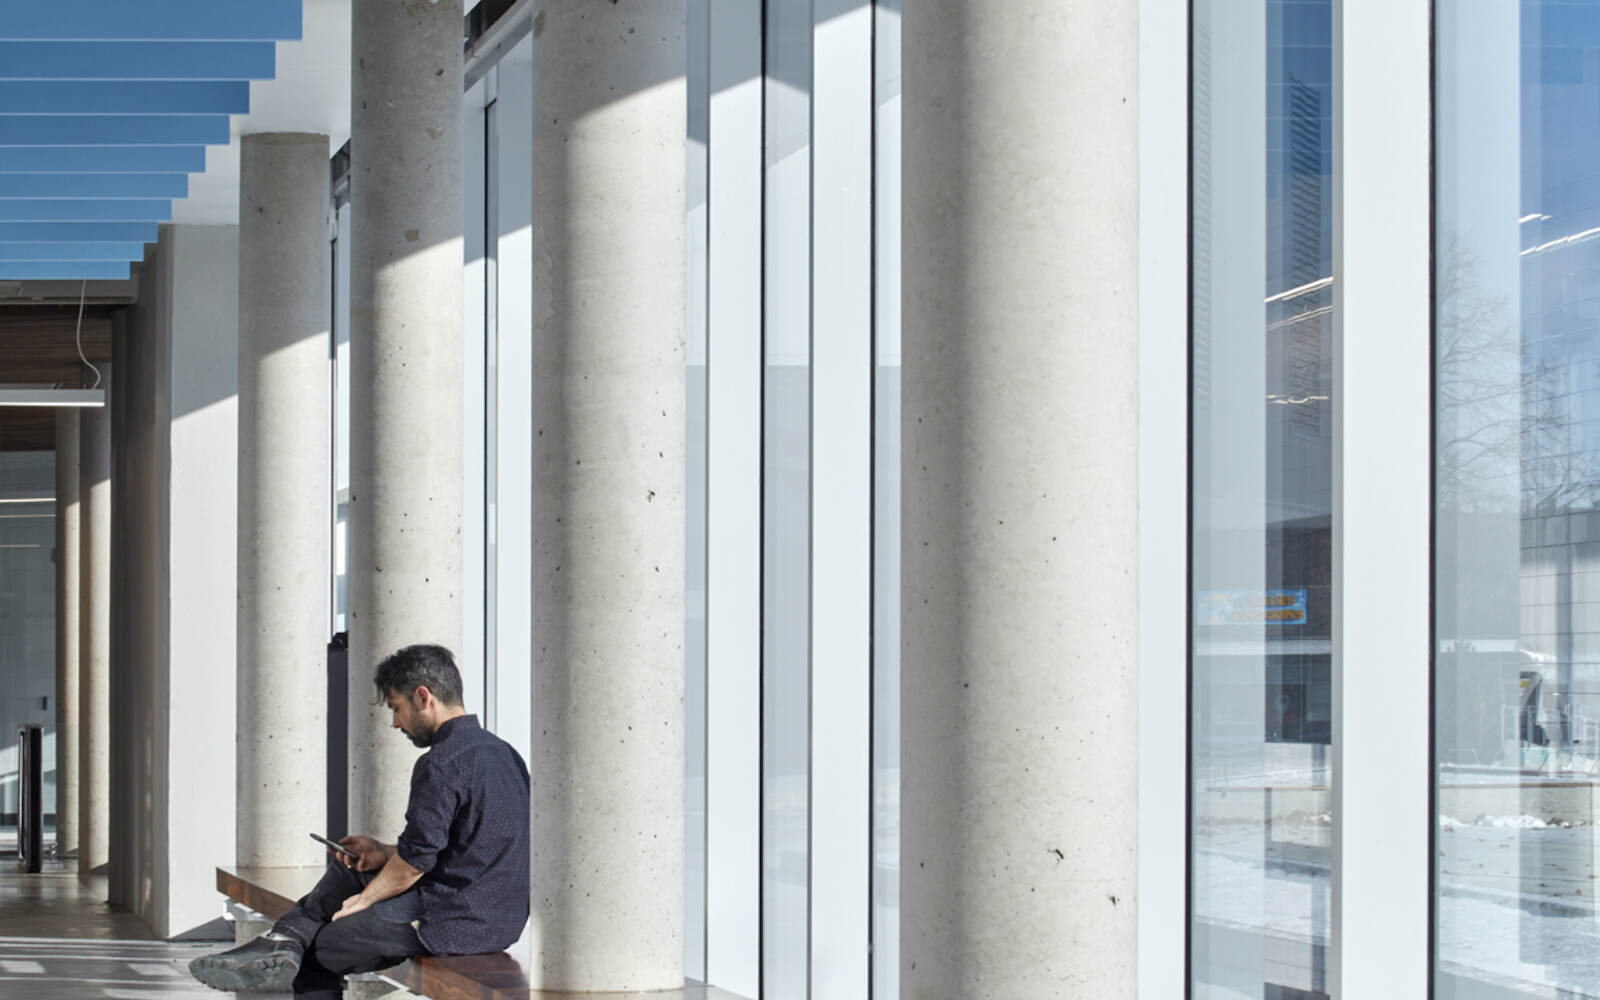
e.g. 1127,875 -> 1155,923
307,919 -> 369,976
307,912 -> 418,978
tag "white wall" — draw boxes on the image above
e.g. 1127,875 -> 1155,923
115,224 -> 239,940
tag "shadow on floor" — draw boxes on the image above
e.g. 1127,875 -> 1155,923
0,864 -> 250,999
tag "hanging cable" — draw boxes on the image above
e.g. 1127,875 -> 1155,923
75,279 -> 101,390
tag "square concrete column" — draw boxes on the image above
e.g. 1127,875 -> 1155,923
901,1 -> 1140,995
529,2 -> 686,990
54,410 -> 81,860
347,0 -> 465,838
79,372 -> 112,876
236,133 -> 332,866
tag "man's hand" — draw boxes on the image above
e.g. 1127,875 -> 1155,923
337,836 -> 392,872
332,893 -> 372,922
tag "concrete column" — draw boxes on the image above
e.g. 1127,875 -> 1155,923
529,3 -> 685,990
348,0 -> 464,838
79,374 -> 112,875
901,2 -> 1139,997
237,133 -> 332,866
54,410 -> 81,860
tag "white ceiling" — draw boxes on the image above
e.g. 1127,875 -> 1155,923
172,0 -> 352,226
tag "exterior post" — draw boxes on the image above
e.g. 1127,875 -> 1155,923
900,0 -> 1141,994
79,374 -> 112,875
528,2 -> 687,990
347,0 -> 465,837
236,132 -> 332,866
54,410 -> 81,860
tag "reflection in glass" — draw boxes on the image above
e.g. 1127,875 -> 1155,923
1191,1 -> 1332,996
762,0 -> 811,995
1437,3 -> 1600,995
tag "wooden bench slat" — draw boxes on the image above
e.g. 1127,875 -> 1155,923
215,865 -> 322,922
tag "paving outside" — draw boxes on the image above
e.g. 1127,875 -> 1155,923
1196,783 -> 1600,999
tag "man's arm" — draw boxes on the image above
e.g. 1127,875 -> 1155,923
332,851 -> 424,921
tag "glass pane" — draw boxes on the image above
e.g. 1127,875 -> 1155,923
872,0 -> 902,996
685,0 -> 709,979
0,455 -> 58,856
1191,1 -> 1333,996
763,0 -> 811,994
332,202 -> 351,636
1436,3 -> 1600,995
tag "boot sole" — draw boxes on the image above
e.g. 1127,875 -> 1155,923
187,951 -> 299,993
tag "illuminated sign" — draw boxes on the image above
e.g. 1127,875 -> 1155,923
1196,589 -> 1308,626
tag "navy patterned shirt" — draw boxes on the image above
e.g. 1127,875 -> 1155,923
392,714 -> 530,955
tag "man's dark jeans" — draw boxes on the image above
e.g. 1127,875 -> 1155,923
272,861 -> 428,1000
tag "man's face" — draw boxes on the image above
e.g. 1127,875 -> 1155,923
385,688 -> 436,748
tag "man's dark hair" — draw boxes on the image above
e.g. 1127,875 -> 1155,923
373,644 -> 464,707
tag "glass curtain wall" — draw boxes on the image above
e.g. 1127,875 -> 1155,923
689,0 -> 895,995
1437,2 -> 1600,995
0,455 -> 56,853
1191,1 -> 1333,995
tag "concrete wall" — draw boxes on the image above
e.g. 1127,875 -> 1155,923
113,225 -> 239,939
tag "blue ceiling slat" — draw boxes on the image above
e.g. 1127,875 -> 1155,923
0,2 -> 301,42
0,82 -> 250,116
0,147 -> 208,172
0,261 -> 131,280
0,116 -> 231,146
0,42 -> 276,80
0,175 -> 188,199
0,222 -> 157,242
0,200 -> 171,222
0,242 -> 147,262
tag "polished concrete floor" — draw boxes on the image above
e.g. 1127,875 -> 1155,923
0,862 -> 242,999
0,862 -> 750,1000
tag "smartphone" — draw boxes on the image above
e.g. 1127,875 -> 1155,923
310,832 -> 359,861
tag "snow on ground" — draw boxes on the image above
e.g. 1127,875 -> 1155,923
1196,824 -> 1600,997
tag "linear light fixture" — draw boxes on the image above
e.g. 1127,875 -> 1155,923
0,388 -> 103,407
0,497 -> 53,505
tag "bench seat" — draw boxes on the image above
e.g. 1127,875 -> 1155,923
216,867 -> 743,1000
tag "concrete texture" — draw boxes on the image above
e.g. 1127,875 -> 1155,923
112,226 -> 240,938
529,2 -> 686,990
236,133 -> 331,867
78,383 -> 111,877
900,1 -> 1140,996
347,0 -> 464,840
54,410 -> 80,860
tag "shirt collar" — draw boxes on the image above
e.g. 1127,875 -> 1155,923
432,714 -> 479,745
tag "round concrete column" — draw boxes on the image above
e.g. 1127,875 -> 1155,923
54,410 -> 81,860
347,0 -> 464,838
901,1 -> 1140,996
79,379 -> 112,875
528,3 -> 686,990
237,132 -> 332,866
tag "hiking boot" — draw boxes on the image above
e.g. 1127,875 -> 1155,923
187,934 -> 303,993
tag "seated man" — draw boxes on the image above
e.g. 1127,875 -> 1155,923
189,644 -> 530,998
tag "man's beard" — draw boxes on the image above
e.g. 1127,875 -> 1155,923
404,721 -> 436,748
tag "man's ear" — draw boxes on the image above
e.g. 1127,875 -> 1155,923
412,685 -> 435,711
